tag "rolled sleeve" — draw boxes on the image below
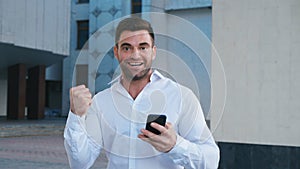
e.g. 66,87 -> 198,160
167,135 -> 204,168
64,111 -> 101,169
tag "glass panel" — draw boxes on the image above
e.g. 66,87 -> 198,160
131,0 -> 142,14
77,20 -> 89,49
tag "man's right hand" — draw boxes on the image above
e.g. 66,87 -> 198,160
70,85 -> 92,117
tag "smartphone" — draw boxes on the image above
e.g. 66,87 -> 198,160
146,114 -> 167,135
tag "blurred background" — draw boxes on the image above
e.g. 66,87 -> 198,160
0,0 -> 299,168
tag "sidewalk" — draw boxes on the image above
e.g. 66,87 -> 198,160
0,116 -> 108,169
0,117 -> 66,137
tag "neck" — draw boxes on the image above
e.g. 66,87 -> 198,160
121,70 -> 152,100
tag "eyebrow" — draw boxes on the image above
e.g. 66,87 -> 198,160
119,42 -> 151,48
120,43 -> 132,47
139,42 -> 150,46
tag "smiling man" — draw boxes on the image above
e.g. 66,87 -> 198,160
115,28 -> 156,99
64,17 -> 220,169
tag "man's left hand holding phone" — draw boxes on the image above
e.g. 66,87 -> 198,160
138,114 -> 177,153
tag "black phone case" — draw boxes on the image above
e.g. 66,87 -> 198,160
146,114 -> 166,135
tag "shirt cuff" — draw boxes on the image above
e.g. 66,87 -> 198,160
166,134 -> 191,166
169,134 -> 189,154
65,111 -> 86,131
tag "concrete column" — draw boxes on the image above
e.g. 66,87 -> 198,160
27,65 -> 46,119
7,64 -> 26,120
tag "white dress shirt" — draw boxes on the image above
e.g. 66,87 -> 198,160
64,70 -> 219,169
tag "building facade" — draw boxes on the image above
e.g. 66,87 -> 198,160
0,0 -> 70,119
211,0 -> 300,168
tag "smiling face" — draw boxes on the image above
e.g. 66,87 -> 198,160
114,30 -> 156,82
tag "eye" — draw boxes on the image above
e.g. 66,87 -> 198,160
140,46 -> 147,50
122,46 -> 131,51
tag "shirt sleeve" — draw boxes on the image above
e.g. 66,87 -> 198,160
166,88 -> 220,169
64,103 -> 102,169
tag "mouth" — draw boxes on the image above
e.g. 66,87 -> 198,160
127,62 -> 143,66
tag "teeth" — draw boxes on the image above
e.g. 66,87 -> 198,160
128,62 -> 143,66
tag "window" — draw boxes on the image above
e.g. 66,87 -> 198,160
77,20 -> 89,49
76,65 -> 88,87
131,0 -> 142,14
78,0 -> 89,4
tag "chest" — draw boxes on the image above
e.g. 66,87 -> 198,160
99,88 -> 182,137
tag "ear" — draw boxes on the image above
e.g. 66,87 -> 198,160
152,45 -> 157,61
113,45 -> 119,60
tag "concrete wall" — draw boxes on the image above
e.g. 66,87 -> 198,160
0,0 -> 70,55
46,62 -> 62,81
211,0 -> 300,147
0,0 -> 70,117
166,8 -> 212,118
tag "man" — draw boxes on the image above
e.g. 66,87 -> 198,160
64,17 -> 219,169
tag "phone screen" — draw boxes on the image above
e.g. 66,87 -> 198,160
146,114 -> 167,135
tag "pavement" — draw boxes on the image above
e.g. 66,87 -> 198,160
0,117 -> 108,169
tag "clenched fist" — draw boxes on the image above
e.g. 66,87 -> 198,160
70,85 -> 92,117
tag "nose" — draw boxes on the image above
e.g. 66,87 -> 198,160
131,48 -> 140,59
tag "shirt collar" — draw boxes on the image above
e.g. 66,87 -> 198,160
150,69 -> 165,82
